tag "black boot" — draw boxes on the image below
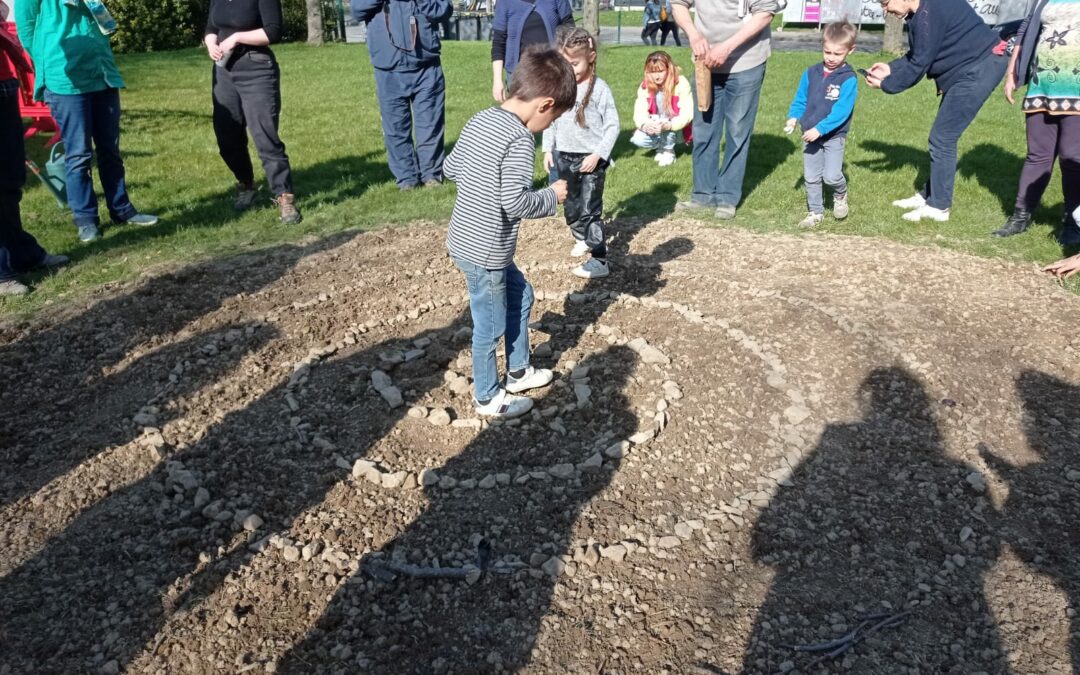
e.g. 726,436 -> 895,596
993,208 -> 1032,237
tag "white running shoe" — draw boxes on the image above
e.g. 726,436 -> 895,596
572,257 -> 610,279
797,212 -> 824,228
505,366 -> 554,393
902,204 -> 950,222
656,151 -> 676,167
833,193 -> 849,219
892,193 -> 926,209
570,240 -> 590,257
474,388 -> 534,418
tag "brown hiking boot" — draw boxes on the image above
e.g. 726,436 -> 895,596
275,192 -> 302,224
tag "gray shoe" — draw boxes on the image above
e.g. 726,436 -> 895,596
674,200 -> 710,212
798,212 -> 824,228
234,184 -> 259,211
39,253 -> 70,269
0,279 -> 30,296
124,213 -> 159,226
833,193 -> 849,219
714,204 -> 736,220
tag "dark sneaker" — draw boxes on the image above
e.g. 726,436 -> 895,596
38,253 -> 70,269
275,193 -> 302,224
124,213 -> 159,226
993,209 -> 1031,238
78,224 -> 102,242
1060,220 -> 1080,247
0,279 -> 30,296
234,183 -> 259,211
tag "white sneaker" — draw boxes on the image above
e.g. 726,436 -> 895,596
474,388 -> 534,418
833,193 -> 849,219
656,151 -> 676,167
797,212 -> 824,228
572,257 -> 610,279
570,240 -> 590,257
505,366 -> 554,393
902,204 -> 950,222
892,193 -> 926,210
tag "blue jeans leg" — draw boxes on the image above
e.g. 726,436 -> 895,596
503,263 -> 533,372
412,65 -> 446,183
374,68 -> 421,188
924,54 -> 1007,209
691,63 -> 765,206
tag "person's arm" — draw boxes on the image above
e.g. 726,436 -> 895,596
0,30 -> 31,75
1044,253 -> 1080,279
351,0 -> 385,24
880,10 -> 943,94
596,84 -> 620,161
704,11 -> 773,67
556,0 -> 575,26
416,0 -> 453,22
492,1 -> 508,101
1004,43 -> 1022,103
670,1 -> 706,60
786,69 -> 809,120
14,0 -> 40,63
501,137 -> 558,220
444,145 -> 461,183
633,85 -> 650,129
812,76 -> 856,136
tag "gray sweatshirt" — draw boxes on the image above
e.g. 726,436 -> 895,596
541,77 -> 620,160
670,0 -> 786,74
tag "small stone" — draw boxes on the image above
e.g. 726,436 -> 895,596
420,468 -> 440,486
352,459 -> 377,480
478,474 -> 497,489
381,471 -> 408,489
583,544 -> 601,567
453,327 -> 473,342
599,544 -> 627,563
428,408 -> 452,426
656,399 -> 668,412
574,383 -> 592,408
675,522 -> 694,539
370,370 -> 393,391
638,345 -> 669,365
965,472 -> 986,493
579,453 -> 603,470
449,377 -> 472,396
403,473 -> 418,490
193,487 -> 210,510
530,552 -> 549,567
629,429 -> 655,445
1067,469 -> 1080,482
379,386 -> 404,409
451,418 -> 483,430
657,536 -> 682,549
242,514 -> 265,531
408,406 -> 428,419
99,661 -> 120,675
438,475 -> 458,489
132,412 -> 157,427
605,441 -> 630,459
570,365 -> 591,381
283,545 -> 301,562
959,526 -> 974,543
542,556 -> 566,577
548,463 -> 576,480
464,565 -> 482,585
404,349 -> 425,362
495,473 -> 511,485
783,405 -> 811,425
533,343 -> 553,358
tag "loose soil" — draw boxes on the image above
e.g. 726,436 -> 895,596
1,217 -> 1078,675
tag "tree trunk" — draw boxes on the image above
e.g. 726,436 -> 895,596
883,14 -> 904,54
307,0 -> 325,45
583,0 -> 599,37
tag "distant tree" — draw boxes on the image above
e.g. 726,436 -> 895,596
307,0 -> 324,45
884,14 -> 904,54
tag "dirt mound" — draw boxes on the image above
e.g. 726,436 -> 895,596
1,219 -> 1078,675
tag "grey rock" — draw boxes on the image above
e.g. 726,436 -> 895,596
542,556 -> 566,577
657,536 -> 682,549
579,452 -> 603,470
548,463 -> 576,480
193,487 -> 211,510
675,522 -> 694,539
428,408 -> 452,426
243,514 -> 265,531
600,544 -> 627,563
283,545 -> 301,562
605,441 -> 630,459
783,405 -> 811,425
408,406 -> 428,419
379,386 -> 404,409
420,468 -> 440,486
370,370 -> 393,391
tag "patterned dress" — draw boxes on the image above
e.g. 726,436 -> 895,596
1023,0 -> 1080,114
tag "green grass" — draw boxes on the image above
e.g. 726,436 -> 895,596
5,41 -> 1074,316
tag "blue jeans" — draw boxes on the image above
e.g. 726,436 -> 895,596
921,54 -> 1008,209
373,66 -> 446,188
690,63 -> 766,207
631,129 -> 677,153
452,257 -> 533,402
804,134 -> 847,213
44,88 -> 138,229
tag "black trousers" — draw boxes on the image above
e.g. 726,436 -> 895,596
212,49 -> 294,196
0,84 -> 45,281
641,22 -> 660,45
660,20 -> 681,46
557,152 -> 607,259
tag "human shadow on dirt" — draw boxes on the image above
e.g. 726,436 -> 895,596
733,367 -> 1008,674
280,344 -> 641,673
0,231 -> 357,511
0,305 -> 472,672
981,370 -> 1080,673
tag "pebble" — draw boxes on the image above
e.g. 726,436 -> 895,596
99,661 -> 120,675
783,405 -> 811,425
242,514 -> 265,531
638,345 -> 670,365
370,370 -> 393,391
193,487 -> 210,510
570,365 -> 591,381
579,453 -> 603,470
605,441 -> 629,459
478,474 -> 497,489
451,418 -> 483,430
408,406 -> 428,419
420,468 -> 440,486
428,408 -> 452,426
542,556 -> 566,577
283,545 -> 301,562
959,526 -> 974,543
674,522 -> 694,539
629,429 -> 656,445
574,383 -> 592,407
657,536 -> 682,549
548,463 -> 576,480
600,544 -> 627,563
381,471 -> 408,489
379,386 -> 404,409
966,472 -> 987,493
132,412 -> 158,427
1066,469 -> 1080,482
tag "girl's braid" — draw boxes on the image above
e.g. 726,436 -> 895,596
558,27 -> 598,128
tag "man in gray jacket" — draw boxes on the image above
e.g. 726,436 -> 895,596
353,0 -> 452,190
672,0 -> 785,219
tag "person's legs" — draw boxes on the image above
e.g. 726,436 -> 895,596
373,68 -> 421,189
85,88 -> 137,223
411,65 -> 447,184
689,72 -> 726,206
803,141 -> 825,214
0,87 -> 45,280
44,90 -> 100,231
578,161 -> 607,259
453,257 -> 507,403
212,65 -> 256,188
659,130 -> 677,153
1014,112 -> 1058,212
715,63 -> 766,209
630,129 -> 662,150
924,55 -> 1007,210
822,134 -> 847,197
503,262 -> 534,373
1056,114 -> 1080,222
232,53 -> 294,196
558,153 -> 586,241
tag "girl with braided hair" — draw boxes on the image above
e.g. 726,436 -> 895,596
542,27 -> 620,279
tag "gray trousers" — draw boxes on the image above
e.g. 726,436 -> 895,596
803,134 -> 847,214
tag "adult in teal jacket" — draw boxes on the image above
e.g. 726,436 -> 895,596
16,0 -> 157,242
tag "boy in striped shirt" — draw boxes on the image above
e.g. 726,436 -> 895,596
444,47 -> 577,418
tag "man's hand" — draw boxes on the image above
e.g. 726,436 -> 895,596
204,34 -> 224,61
705,41 -> 734,68
579,154 -> 601,174
801,127 -> 821,142
784,118 -> 797,135
551,179 -> 568,204
543,151 -> 555,172
866,62 -> 890,89
689,33 -> 709,60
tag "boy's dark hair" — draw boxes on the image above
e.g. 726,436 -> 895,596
823,20 -> 857,49
508,45 -> 577,115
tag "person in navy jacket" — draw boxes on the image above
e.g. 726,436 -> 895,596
785,20 -> 858,229
352,0 -> 452,190
866,0 -> 1007,223
491,0 -> 574,102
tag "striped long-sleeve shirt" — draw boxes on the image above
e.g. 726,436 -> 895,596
445,107 -> 557,269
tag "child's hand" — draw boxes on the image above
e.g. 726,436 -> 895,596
551,179 -> 568,204
579,154 -> 601,174
642,121 -> 659,135
801,128 -> 821,142
543,152 -> 555,172
783,118 -> 797,135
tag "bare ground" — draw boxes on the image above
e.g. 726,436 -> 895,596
0,217 -> 1078,675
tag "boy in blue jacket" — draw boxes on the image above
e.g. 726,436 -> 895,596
785,20 -> 858,228
352,0 -> 452,190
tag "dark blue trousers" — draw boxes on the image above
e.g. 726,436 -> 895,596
373,66 -> 446,188
0,82 -> 46,281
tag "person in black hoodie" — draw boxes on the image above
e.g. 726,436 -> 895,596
866,0 -> 1008,224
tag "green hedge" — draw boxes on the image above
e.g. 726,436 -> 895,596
106,0 -> 339,53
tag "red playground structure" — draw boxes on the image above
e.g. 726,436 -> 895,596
3,20 -> 60,146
